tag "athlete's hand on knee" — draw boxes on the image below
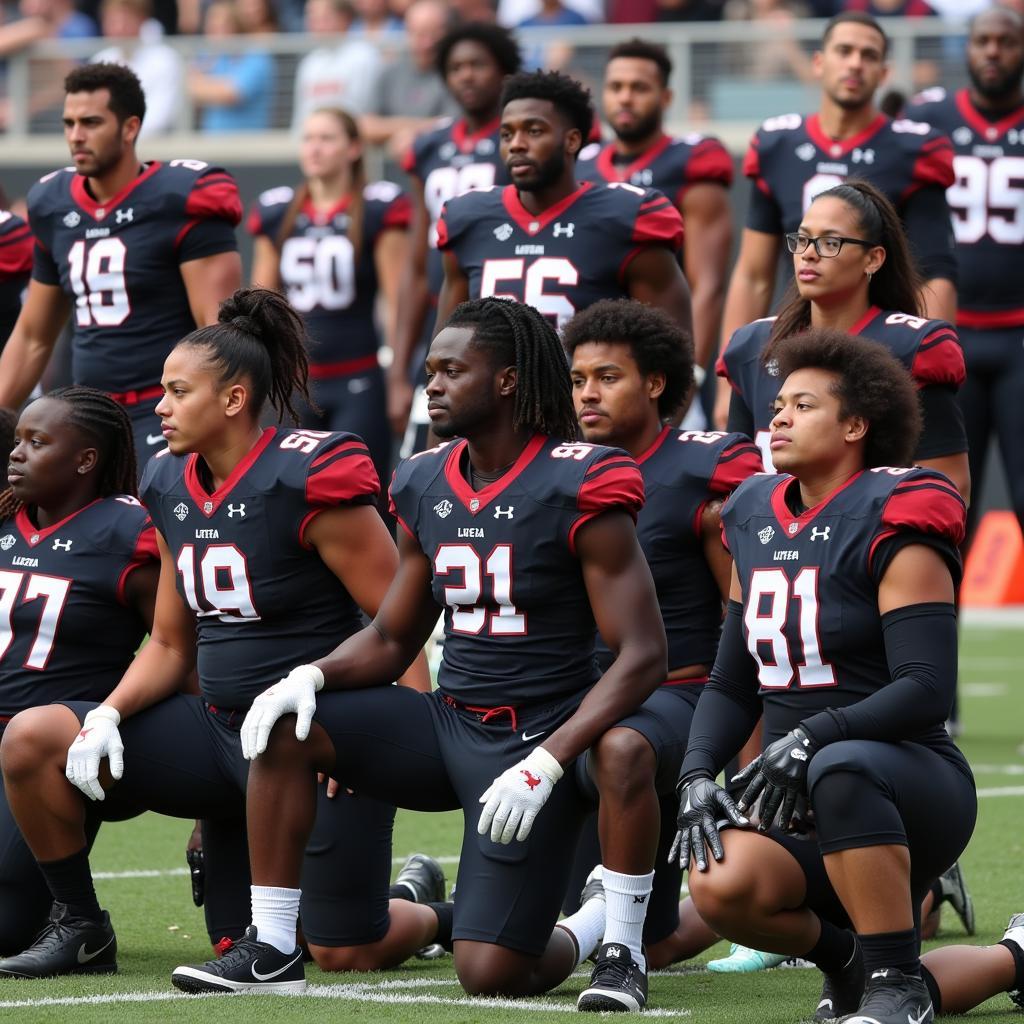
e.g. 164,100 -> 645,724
732,726 -> 817,833
241,664 -> 324,760
669,773 -> 748,872
477,746 -> 563,845
65,705 -> 123,801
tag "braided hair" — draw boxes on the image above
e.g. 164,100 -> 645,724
0,386 -> 138,522
445,298 -> 578,440
178,288 -> 315,424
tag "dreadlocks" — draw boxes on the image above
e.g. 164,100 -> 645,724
0,386 -> 138,522
446,298 -> 578,440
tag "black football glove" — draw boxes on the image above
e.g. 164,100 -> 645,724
668,773 -> 749,873
732,726 -> 818,833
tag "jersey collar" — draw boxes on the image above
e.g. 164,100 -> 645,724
636,424 -> 672,464
301,194 -> 351,225
14,498 -> 103,547
501,181 -> 593,236
184,427 -> 277,518
69,161 -> 162,221
443,433 -> 547,515
595,134 -> 672,183
451,115 -> 501,153
955,87 -> 1024,142
769,471 -> 864,538
804,113 -> 887,159
848,305 -> 882,335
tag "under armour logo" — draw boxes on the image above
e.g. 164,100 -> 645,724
632,894 -> 647,904
434,499 -> 453,519
227,504 -> 246,518
552,221 -> 574,238
52,539 -> 72,551
810,526 -> 831,542
758,525 -> 775,545
493,223 -> 513,241
174,502 -> 189,521
494,506 -> 514,519
521,770 -> 541,790
115,207 -> 133,223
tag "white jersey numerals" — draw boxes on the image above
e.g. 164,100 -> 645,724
801,172 -> 844,214
480,257 -> 578,328
425,162 -> 497,246
280,235 -> 356,312
434,543 -> 525,636
948,154 -> 1024,245
0,570 -> 72,670
176,544 -> 259,622
68,237 -> 130,327
744,567 -> 836,690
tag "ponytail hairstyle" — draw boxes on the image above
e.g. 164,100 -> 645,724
767,179 -> 923,359
178,288 -> 314,425
278,107 -> 367,258
0,386 -> 138,522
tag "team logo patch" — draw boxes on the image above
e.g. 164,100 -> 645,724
795,143 -> 816,162
0,534 -> 14,551
30,533 -> 39,545
953,127 -> 972,145
433,499 -> 453,519
476,137 -> 496,155
203,501 -> 214,515
174,502 -> 189,521
788,523 -> 799,535
439,142 -> 456,160
469,498 -> 480,512
758,525 -> 775,545
63,210 -> 81,228
765,358 -> 780,377
493,223 -> 513,241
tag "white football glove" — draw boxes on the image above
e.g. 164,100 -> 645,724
241,664 -> 324,760
477,746 -> 563,845
65,705 -> 123,802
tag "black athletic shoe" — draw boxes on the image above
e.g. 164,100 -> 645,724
187,847 -> 205,908
937,862 -> 975,936
839,968 -> 933,1024
0,903 -> 116,979
394,853 -> 446,904
577,942 -> 648,1013
171,925 -> 305,994
814,939 -> 864,1021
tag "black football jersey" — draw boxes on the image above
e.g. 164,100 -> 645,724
0,496 -> 156,717
0,209 -> 33,344
403,116 -> 508,300
743,112 -> 954,235
595,427 -> 762,677
717,307 -> 965,468
437,181 -> 684,329
389,434 -> 644,706
577,132 -> 733,204
911,87 -> 1024,328
247,181 -> 411,376
28,160 -> 242,392
722,466 -> 965,748
140,427 -> 379,709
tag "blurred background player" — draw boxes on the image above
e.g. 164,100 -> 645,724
0,290 -> 438,980
577,39 -> 733,380
0,199 -> 33,351
0,387 -> 158,957
910,6 -> 1024,539
0,63 -> 242,465
392,21 -> 521,452
715,11 -> 957,427
717,180 -> 969,499
250,107 -> 410,487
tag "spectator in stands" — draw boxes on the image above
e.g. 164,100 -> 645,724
451,0 -> 499,23
498,0 -> 599,25
351,0 -> 403,37
723,0 -> 814,83
360,0 -> 457,158
291,0 -> 382,130
650,0 -> 725,20
189,0 -> 275,132
237,0 -> 280,31
841,0 -> 935,15
19,0 -> 97,39
92,0 -> 184,136
518,0 -> 589,26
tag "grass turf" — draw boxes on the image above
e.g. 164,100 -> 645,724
0,624 -> 1021,1022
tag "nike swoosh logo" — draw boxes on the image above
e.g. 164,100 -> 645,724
521,730 -> 546,742
817,999 -> 833,1012
251,951 -> 302,982
77,935 -> 115,963
145,434 -> 164,446
908,1004 -> 933,1024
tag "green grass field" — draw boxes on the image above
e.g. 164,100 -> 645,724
1,622 -> 1022,1022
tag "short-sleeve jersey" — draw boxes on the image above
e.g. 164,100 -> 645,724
389,434 -> 645,706
722,466 -> 965,749
716,307 -> 965,468
910,87 -> 1024,329
140,427 -> 378,709
437,181 -> 684,329
247,181 -> 411,376
743,112 -> 954,235
0,209 -> 33,343
595,427 -> 761,676
0,496 -> 157,717
402,116 -> 508,299
28,160 -> 242,392
577,132 -> 734,206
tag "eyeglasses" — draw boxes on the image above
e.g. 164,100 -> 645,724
785,233 -> 880,258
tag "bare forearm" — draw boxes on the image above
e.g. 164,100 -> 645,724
691,277 -> 726,372
314,621 -> 420,689
0,334 -> 53,407
105,639 -> 194,720
720,270 -> 773,348
920,277 -> 957,324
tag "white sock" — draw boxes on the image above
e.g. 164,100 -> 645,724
602,866 -> 653,972
251,884 -> 301,954
559,881 -> 606,968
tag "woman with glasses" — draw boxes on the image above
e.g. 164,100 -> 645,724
716,179 -> 969,499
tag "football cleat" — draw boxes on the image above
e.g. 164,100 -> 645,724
1002,912 -> 1024,1009
171,925 -> 305,994
813,939 -> 863,1021
708,943 -> 789,973
580,864 -> 606,907
577,942 -> 647,1013
937,861 -> 975,935
394,853 -> 446,904
841,967 -> 933,1024
0,903 -> 116,978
